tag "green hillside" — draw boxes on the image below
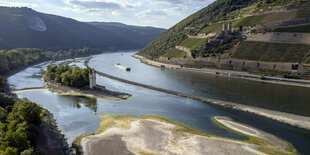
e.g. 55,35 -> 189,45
139,0 -> 310,59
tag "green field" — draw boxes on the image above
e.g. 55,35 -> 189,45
201,23 -> 224,33
162,48 -> 187,58
179,38 -> 208,51
233,14 -> 267,27
232,41 -> 310,62
274,24 -> 310,33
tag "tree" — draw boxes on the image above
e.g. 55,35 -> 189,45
2,147 -> 18,155
0,107 -> 7,122
1,130 -> 30,152
61,71 -> 72,86
0,93 -> 15,108
48,72 -> 55,81
15,101 -> 41,127
45,62 -> 54,75
0,51 -> 9,73
6,50 -> 25,70
0,76 -> 6,92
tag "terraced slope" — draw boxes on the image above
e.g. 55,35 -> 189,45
139,0 -> 310,60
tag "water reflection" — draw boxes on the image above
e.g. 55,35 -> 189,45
73,97 -> 97,112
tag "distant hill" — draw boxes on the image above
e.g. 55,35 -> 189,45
87,22 -> 166,48
0,7 -> 165,50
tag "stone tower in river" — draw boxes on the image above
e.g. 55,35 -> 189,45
89,70 -> 96,89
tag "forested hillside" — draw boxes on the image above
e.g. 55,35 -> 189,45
0,48 -> 101,74
87,22 -> 166,48
0,7 -> 164,50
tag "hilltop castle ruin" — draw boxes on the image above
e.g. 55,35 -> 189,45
208,22 -> 235,46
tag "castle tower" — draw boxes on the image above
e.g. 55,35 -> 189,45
89,70 -> 96,89
228,23 -> 232,32
223,23 -> 227,31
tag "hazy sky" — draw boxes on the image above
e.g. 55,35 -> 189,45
0,0 -> 214,28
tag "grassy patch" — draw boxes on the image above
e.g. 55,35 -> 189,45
201,23 -> 224,33
274,24 -> 310,33
162,48 -> 186,58
139,150 -> 159,155
232,41 -> 310,62
233,14 -> 267,27
179,38 -> 208,51
212,117 -> 298,155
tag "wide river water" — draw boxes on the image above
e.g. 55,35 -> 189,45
8,50 -> 310,154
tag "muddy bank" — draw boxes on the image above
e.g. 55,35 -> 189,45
43,76 -> 131,101
77,115 -> 297,155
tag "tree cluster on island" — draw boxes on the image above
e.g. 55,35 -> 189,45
45,63 -> 92,88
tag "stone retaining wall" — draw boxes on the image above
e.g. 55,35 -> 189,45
246,32 -> 310,44
157,56 -> 308,73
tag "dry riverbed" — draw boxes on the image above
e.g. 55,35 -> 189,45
75,115 -> 297,155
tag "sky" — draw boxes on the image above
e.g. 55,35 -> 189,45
0,0 -> 215,28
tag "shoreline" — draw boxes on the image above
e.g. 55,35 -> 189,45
133,54 -> 310,88
77,115 -> 297,155
36,109 -> 71,154
43,75 -> 132,101
85,58 -> 310,131
2,52 -> 133,154
2,62 -> 71,154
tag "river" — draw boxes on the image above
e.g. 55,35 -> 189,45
8,50 -> 310,154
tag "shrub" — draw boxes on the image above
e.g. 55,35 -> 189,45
2,147 -> 18,155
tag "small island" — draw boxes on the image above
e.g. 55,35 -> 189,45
44,63 -> 131,100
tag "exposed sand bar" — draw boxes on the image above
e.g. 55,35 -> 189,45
13,88 -> 49,93
78,115 -> 297,155
84,60 -> 310,131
